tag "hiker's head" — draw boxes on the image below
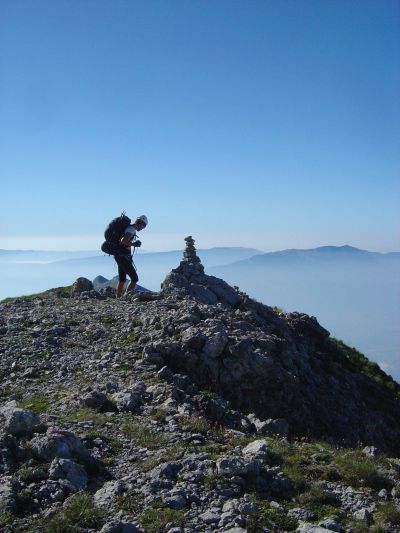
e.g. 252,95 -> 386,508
135,215 -> 148,231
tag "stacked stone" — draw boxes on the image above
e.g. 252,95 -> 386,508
183,236 -> 201,264
179,236 -> 204,274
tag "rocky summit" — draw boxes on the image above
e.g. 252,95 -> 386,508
1,237 -> 400,533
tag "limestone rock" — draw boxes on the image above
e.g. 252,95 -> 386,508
0,401 -> 44,438
71,277 -> 94,295
49,457 -> 88,490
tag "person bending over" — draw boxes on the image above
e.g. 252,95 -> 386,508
115,215 -> 148,298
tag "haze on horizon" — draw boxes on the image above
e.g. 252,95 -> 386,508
1,0 -> 399,253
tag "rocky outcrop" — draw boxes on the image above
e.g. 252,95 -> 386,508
0,236 -> 399,532
158,237 -> 400,453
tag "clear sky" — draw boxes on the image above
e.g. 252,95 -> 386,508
1,0 -> 399,252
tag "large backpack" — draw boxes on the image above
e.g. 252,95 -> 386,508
101,212 -> 131,255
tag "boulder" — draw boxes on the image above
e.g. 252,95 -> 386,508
94,480 -> 124,509
49,458 -> 88,490
0,401 -> 44,438
71,277 -> 93,295
30,427 -> 91,463
81,390 -> 116,412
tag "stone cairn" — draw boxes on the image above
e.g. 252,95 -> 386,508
178,236 -> 205,275
183,236 -> 201,264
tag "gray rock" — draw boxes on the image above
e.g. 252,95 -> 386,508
112,391 -> 141,412
353,508 -> 372,523
216,456 -> 248,477
48,458 -> 88,490
162,490 -> 186,509
318,519 -> 343,532
99,519 -> 143,533
150,461 -> 182,481
199,510 -> 220,523
253,417 -> 289,437
0,477 -> 17,514
362,445 -> 379,458
297,523 -> 336,533
242,439 -> 269,463
0,401 -> 44,437
288,507 -> 315,521
81,390 -> 116,412
94,480 -> 124,508
71,277 -> 94,295
30,427 -> 91,463
202,332 -> 228,359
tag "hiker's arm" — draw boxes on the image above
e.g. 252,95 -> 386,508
120,233 -> 134,246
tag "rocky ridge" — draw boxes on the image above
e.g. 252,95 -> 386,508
0,236 -> 399,532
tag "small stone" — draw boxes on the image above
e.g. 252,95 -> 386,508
199,510 -> 220,524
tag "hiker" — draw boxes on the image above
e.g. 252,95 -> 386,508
101,213 -> 148,298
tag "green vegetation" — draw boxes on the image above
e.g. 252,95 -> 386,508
120,331 -> 138,346
139,500 -> 185,531
176,415 -> 210,434
0,513 -> 13,526
149,408 -> 167,422
374,502 -> 400,528
202,472 -> 225,490
59,406 -> 109,426
333,449 -> 391,490
141,442 -> 186,472
246,504 -> 298,532
120,415 -> 169,448
331,338 -> 400,399
0,285 -> 73,304
82,431 -> 123,453
18,393 -> 50,414
266,437 -> 393,493
44,493 -> 104,532
99,315 -> 117,325
197,442 -> 225,460
116,493 -> 141,514
17,466 -> 36,483
272,305 -> 286,314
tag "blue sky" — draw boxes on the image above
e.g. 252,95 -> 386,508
1,0 -> 399,251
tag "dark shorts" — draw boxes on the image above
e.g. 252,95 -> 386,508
114,255 -> 138,284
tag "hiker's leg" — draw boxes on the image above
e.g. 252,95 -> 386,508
115,257 -> 127,299
116,282 -> 125,298
126,280 -> 136,292
125,259 -> 139,293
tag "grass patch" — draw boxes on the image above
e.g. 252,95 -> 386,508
331,338 -> 400,399
267,438 -> 334,491
120,416 -> 169,449
0,513 -> 13,525
44,493 -> 104,532
82,431 -> 123,452
120,332 -> 138,346
17,466 -> 36,483
374,502 -> 400,527
139,501 -> 185,531
334,449 -> 391,490
0,285 -> 72,304
246,505 -> 298,532
116,493 -> 141,514
197,442 -> 225,460
149,408 -> 167,422
18,393 -> 50,414
176,415 -> 210,434
99,316 -> 117,325
59,406 -> 109,426
202,472 -> 225,490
